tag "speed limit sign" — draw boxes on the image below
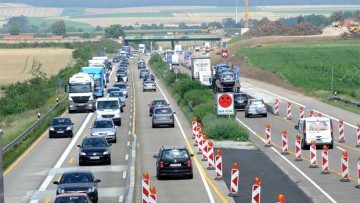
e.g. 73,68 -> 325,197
221,50 -> 228,58
174,68 -> 179,74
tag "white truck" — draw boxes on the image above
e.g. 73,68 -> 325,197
171,54 -> 180,66
66,72 -> 96,113
191,56 -> 212,87
139,44 -> 146,54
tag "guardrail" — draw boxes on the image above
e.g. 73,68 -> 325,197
3,96 -> 68,154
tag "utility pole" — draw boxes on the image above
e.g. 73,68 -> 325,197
0,127 -> 4,203
235,0 -> 238,24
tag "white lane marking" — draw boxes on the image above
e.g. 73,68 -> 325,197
125,154 -> 129,160
29,199 -> 38,203
129,122 -> 132,126
127,141 -> 130,146
336,146 -> 345,151
128,131 -> 131,135
119,195 -> 124,202
122,171 -> 127,179
130,115 -> 132,119
156,84 -> 215,203
236,117 -> 337,203
38,113 -> 93,191
242,82 -> 358,129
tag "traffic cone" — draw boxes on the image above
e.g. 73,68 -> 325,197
274,99 -> 279,115
142,172 -> 150,203
277,194 -> 285,203
281,130 -> 289,155
251,177 -> 261,203
286,102 -> 292,120
356,124 -> 360,148
338,119 -> 345,143
265,124 -> 272,147
299,106 -> 304,119
340,151 -> 350,182
149,186 -> 157,203
207,141 -> 215,170
195,129 -> 202,147
309,109 -> 314,117
356,156 -> 360,189
228,163 -> 239,197
321,145 -> 330,174
192,117 -> 197,139
215,150 -> 223,180
295,134 -> 302,161
309,140 -> 318,168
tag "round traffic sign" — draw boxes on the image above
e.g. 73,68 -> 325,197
173,68 -> 179,74
218,94 -> 232,108
221,51 -> 228,58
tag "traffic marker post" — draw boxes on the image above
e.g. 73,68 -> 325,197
321,145 -> 330,174
207,141 -> 215,170
228,162 -> 239,197
355,156 -> 360,189
295,134 -> 303,161
340,151 -> 350,182
317,112 -> 322,117
286,102 -> 292,120
299,106 -> 304,119
309,140 -> 318,168
215,150 -> 223,180
194,123 -> 202,146
338,119 -> 345,143
195,129 -> 202,147
142,172 -> 150,203
201,135 -> 208,161
309,109 -> 314,117
149,186 -> 157,203
251,177 -> 261,203
356,123 -> 360,148
265,124 -> 272,147
274,99 -> 279,115
277,194 -> 285,203
197,132 -> 204,154
192,117 -> 197,139
281,130 -> 289,155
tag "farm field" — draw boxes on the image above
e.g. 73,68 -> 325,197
0,48 -> 75,85
237,40 -> 360,101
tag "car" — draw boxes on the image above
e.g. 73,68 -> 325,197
53,170 -> 100,203
244,99 -> 267,118
116,70 -> 128,83
143,80 -> 156,92
121,58 -> 129,65
96,98 -> 121,126
113,82 -> 128,98
148,100 -> 169,116
109,91 -> 126,107
220,71 -> 236,86
48,117 -> 74,138
54,193 -> 92,203
143,73 -> 155,82
140,69 -> 149,78
138,58 -> 145,64
78,136 -> 112,165
91,117 -> 117,143
152,107 -> 175,128
128,54 -> 134,59
138,62 -> 146,69
106,87 -> 121,97
145,52 -> 151,56
214,64 -> 231,80
153,146 -> 194,180
233,93 -> 249,110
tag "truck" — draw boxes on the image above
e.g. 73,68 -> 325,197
66,72 -> 96,113
191,56 -> 212,87
92,57 -> 111,70
171,54 -> 180,66
81,67 -> 106,98
139,44 -> 146,54
122,46 -> 131,54
87,59 -> 108,84
174,44 -> 182,54
211,63 -> 240,93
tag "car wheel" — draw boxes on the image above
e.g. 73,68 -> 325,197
188,174 -> 193,179
329,142 -> 334,149
118,120 -> 122,126
152,124 -> 156,128
154,89 -> 156,92
143,89 -> 145,92
49,134 -> 53,139
263,113 -> 267,117
121,108 -> 124,113
301,137 -> 309,150
149,113 -> 152,116
108,158 -> 112,165
245,113 -> 249,118
70,133 -> 73,138
171,124 -> 175,128
79,160 -> 84,166
68,109 -> 74,114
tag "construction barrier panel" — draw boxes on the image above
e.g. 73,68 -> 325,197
215,150 -> 223,180
321,145 -> 330,174
338,119 -> 345,143
228,163 -> 239,197
340,151 -> 350,182
265,124 -> 272,147
309,141 -> 318,168
295,134 -> 302,161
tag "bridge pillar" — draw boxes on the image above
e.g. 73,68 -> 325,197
171,40 -> 175,50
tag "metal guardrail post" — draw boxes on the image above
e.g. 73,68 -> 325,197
0,128 -> 4,203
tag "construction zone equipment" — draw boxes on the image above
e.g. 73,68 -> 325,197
349,23 -> 360,33
331,20 -> 341,27
202,26 -> 217,33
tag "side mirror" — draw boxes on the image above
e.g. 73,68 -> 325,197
153,155 -> 159,158
70,123 -> 74,125
77,145 -> 81,148
53,181 -> 59,185
64,84 -> 68,92
190,154 -> 194,157
95,179 -> 101,183
294,125 -> 299,130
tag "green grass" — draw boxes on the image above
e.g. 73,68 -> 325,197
28,17 -> 95,32
237,40 -> 360,101
70,12 -> 173,19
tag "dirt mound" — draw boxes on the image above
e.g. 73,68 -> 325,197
322,26 -> 347,36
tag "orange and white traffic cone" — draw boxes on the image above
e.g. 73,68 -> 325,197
215,150 -> 223,180
207,141 -> 215,170
281,130 -> 289,155
299,106 -> 304,119
340,151 -> 350,182
286,102 -> 292,120
277,194 -> 285,203
197,132 -> 204,154
274,99 -> 279,115
142,172 -> 150,203
251,177 -> 261,203
265,124 -> 272,147
192,117 -> 197,139
338,119 -> 345,143
356,124 -> 360,148
149,186 -> 157,203
309,109 -> 314,117
321,145 -> 330,174
356,156 -> 360,189
309,140 -> 318,168
201,134 -> 208,161
228,163 -> 239,197
295,134 -> 302,161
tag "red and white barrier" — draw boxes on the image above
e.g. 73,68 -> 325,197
228,163 -> 239,197
274,99 -> 279,115
338,119 -> 345,143
281,130 -> 289,155
201,135 -> 208,161
295,134 -> 302,161
251,177 -> 261,203
309,109 -> 314,117
194,123 -> 202,146
356,157 -> 360,189
340,151 -> 350,182
142,173 -> 150,203
265,124 -> 272,147
197,132 -> 204,154
309,141 -> 318,168
286,102 -> 292,120
215,150 -> 223,180
207,141 -> 215,170
321,145 -> 330,174
195,129 -> 203,147
356,124 -> 360,148
277,194 -> 285,203
192,117 -> 197,139
149,186 -> 157,203
299,106 -> 304,119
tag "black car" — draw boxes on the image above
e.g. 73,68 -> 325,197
148,99 -> 169,116
234,93 -> 249,110
78,136 -> 112,165
138,62 -> 146,69
53,170 -> 101,203
48,117 -> 74,138
153,146 -> 194,180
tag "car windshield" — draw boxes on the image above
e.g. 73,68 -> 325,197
93,120 -> 114,128
251,100 -> 263,105
110,92 -> 123,97
97,100 -> 119,110
162,149 -> 189,159
115,84 -> 126,89
154,108 -> 172,114
55,196 -> 89,203
144,81 -> 154,85
107,88 -> 120,94
68,83 -> 91,93
153,100 -> 166,105
223,73 -> 234,78
60,172 -> 94,183
52,118 -> 71,125
234,94 -> 247,99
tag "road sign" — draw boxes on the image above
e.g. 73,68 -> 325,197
184,52 -> 190,61
216,93 -> 234,115
222,41 -> 227,49
167,55 -> 172,63
221,50 -> 228,58
173,68 -> 179,74
234,66 -> 239,81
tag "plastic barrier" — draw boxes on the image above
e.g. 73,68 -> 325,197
207,141 -> 215,170
265,124 -> 272,147
149,186 -> 157,203
309,140 -> 318,168
274,99 -> 279,115
286,102 -> 292,120
356,157 -> 360,189
321,145 -> 330,174
295,134 -> 303,161
340,151 -> 350,182
251,177 -> 261,203
281,130 -> 289,155
356,124 -> 360,148
215,150 -> 223,180
299,106 -> 304,119
142,172 -> 150,203
338,119 -> 345,143
228,162 -> 239,197
192,117 -> 197,139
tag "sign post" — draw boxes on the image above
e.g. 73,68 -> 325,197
174,68 -> 179,80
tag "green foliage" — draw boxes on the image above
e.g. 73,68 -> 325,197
172,79 -> 207,97
51,21 -> 66,35
184,89 -> 214,107
8,24 -> 21,35
104,24 -> 125,38
193,103 -> 216,119
72,45 -> 94,61
4,15 -> 29,32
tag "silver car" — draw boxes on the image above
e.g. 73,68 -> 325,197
140,69 -> 149,78
106,87 -> 121,97
220,71 -> 235,86
152,107 -> 176,128
143,81 -> 156,92
113,82 -> 128,98
245,99 -> 267,118
109,91 -> 126,107
91,117 -> 117,143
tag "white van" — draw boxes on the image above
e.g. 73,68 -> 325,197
171,54 -> 179,66
295,117 -> 333,149
96,97 -> 121,126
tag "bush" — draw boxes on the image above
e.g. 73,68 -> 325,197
194,103 -> 216,120
172,79 -> 207,97
184,89 -> 214,107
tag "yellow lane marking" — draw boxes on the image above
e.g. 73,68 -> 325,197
68,157 -> 74,164
83,134 -> 87,138
57,175 -> 62,182
44,198 -> 50,203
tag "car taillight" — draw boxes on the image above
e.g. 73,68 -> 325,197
187,160 -> 191,167
222,78 -> 225,81
303,125 -> 306,134
160,161 -> 164,168
152,116 -> 156,120
151,105 -> 154,108
248,103 -> 251,108
170,115 -> 174,119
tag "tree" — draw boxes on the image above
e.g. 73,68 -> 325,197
77,28 -> 84,32
297,15 -> 304,23
178,22 -> 187,29
67,26 -> 76,32
329,11 -> 345,23
150,23 -> 159,29
94,25 -> 103,31
52,21 -> 66,35
208,21 -> 222,28
104,24 -> 125,38
9,24 -> 21,35
80,32 -> 92,38
222,18 -> 236,28
123,25 -> 134,30
5,15 -> 29,32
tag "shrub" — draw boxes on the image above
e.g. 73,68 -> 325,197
193,103 -> 216,120
172,79 -> 207,97
184,89 -> 214,107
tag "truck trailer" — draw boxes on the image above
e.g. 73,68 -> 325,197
81,67 -> 106,98
191,56 -> 212,87
139,44 -> 146,54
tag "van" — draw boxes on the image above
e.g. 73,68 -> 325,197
295,117 -> 333,149
96,97 -> 122,126
171,54 -> 180,66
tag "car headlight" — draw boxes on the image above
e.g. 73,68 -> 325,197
103,151 -> 109,155
80,152 -> 86,156
91,132 -> 98,136
49,127 -> 55,131
108,132 -> 115,136
66,126 -> 72,130
57,188 -> 65,194
88,186 -> 96,193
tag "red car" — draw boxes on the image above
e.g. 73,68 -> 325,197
54,193 -> 92,203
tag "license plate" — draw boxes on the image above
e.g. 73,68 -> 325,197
57,131 -> 64,133
78,104 -> 85,106
170,163 -> 181,167
90,156 -> 100,160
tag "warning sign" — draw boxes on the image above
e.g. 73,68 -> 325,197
216,93 -> 234,115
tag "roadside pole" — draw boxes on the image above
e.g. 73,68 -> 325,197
0,128 -> 4,203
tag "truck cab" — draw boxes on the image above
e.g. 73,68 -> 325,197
67,72 -> 96,113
